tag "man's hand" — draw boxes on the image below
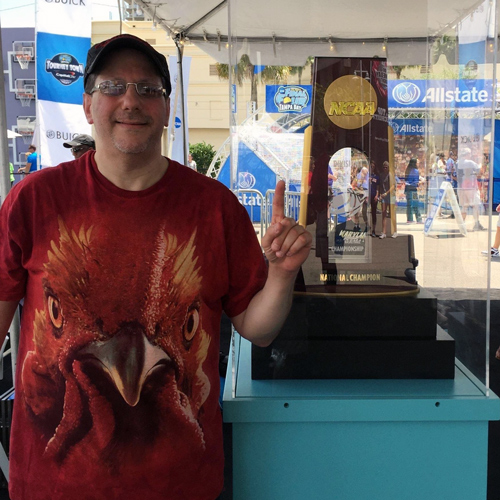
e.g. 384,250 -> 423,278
261,180 -> 312,275
231,181 -> 311,346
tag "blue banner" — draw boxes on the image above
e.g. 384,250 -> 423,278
389,118 -> 460,136
388,79 -> 492,109
218,142 -> 276,222
266,85 -> 312,114
36,0 -> 92,169
36,32 -> 89,105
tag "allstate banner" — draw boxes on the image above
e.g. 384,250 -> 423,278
167,55 -> 191,165
36,0 -> 91,168
265,85 -> 313,114
388,79 -> 492,109
389,118 -> 459,136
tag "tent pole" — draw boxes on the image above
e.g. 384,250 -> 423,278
174,35 -> 187,166
0,20 -> 12,207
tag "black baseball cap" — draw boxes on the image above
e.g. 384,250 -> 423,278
63,134 -> 95,149
84,34 -> 171,97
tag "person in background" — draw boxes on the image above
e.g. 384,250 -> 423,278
457,147 -> 486,232
187,153 -> 197,171
482,204 -> 500,258
436,152 -> 446,174
445,150 -> 457,218
446,150 -> 457,188
9,162 -> 14,187
351,166 -> 369,232
377,160 -> 394,239
369,159 -> 379,237
404,158 -> 422,224
18,144 -> 37,174
63,134 -> 96,159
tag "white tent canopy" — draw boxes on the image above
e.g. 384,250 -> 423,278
134,0 -> 493,66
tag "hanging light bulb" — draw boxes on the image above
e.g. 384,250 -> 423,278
382,37 -> 388,52
328,36 -> 335,52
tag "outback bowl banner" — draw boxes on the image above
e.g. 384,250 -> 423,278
265,85 -> 312,114
36,0 -> 92,168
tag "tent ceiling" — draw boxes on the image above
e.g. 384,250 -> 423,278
134,0 -> 492,66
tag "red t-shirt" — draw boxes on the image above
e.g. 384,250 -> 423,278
0,153 -> 267,500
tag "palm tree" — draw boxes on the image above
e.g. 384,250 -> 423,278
289,56 -> 314,85
216,54 -> 292,110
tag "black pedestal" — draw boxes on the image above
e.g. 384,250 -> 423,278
251,289 -> 455,379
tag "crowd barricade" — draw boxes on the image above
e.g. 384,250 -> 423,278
264,190 -> 302,233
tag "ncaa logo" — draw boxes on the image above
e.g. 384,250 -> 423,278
238,172 -> 256,189
392,82 -> 421,105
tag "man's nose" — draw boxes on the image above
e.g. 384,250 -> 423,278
121,84 -> 142,107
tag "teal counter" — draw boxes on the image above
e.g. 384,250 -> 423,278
223,338 -> 500,500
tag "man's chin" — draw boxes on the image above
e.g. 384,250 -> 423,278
113,139 -> 150,155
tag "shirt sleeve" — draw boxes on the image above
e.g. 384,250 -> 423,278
0,189 -> 28,301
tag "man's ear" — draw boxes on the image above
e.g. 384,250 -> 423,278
164,97 -> 170,128
83,93 -> 94,124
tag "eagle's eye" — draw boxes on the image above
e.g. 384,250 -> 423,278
48,295 -> 63,329
183,308 -> 199,342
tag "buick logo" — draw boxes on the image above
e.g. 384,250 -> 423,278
238,172 -> 256,189
392,82 -> 421,105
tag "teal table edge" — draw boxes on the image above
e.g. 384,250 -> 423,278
222,338 -> 500,423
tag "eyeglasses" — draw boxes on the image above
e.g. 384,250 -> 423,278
71,146 -> 85,154
90,80 -> 166,98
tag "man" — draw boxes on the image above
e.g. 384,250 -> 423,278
9,162 -> 14,187
482,203 -> 500,258
445,150 -> 457,218
351,166 -> 368,232
445,150 -> 457,188
187,153 -> 197,171
0,34 -> 311,500
63,133 -> 96,159
377,160 -> 394,239
17,144 -> 37,174
457,147 -> 485,231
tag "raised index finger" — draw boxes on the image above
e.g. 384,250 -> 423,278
272,180 -> 286,224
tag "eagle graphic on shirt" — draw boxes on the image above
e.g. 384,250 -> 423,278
21,217 -> 211,469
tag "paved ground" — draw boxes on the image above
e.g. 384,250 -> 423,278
255,209 -> 499,297
395,212 -> 499,296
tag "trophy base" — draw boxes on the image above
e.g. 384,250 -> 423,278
251,288 -> 455,380
251,327 -> 455,379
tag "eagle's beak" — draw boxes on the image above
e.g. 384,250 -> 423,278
78,326 -> 170,406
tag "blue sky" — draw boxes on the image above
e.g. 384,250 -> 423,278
0,0 -> 120,27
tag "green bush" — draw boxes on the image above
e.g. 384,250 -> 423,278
189,142 -> 219,176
